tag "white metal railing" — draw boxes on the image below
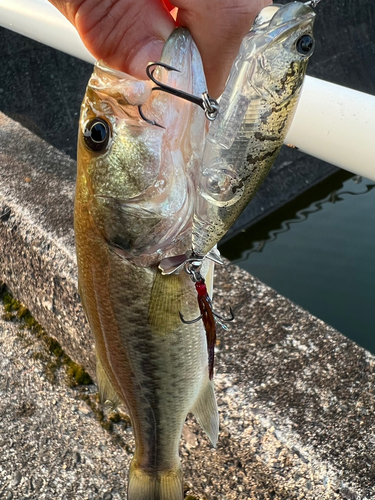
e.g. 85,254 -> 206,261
1,0 -> 375,181
0,0 -> 95,64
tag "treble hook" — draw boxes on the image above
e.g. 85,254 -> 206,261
138,62 -> 219,128
176,257 -> 234,379
179,307 -> 234,324
179,311 -> 203,324
212,307 -> 235,322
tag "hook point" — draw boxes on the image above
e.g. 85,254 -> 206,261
179,311 -> 203,324
138,104 -> 165,129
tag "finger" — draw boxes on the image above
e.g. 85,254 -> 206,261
173,0 -> 272,97
49,0 -> 176,79
162,0 -> 175,11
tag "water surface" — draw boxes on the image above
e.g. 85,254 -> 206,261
220,172 -> 375,353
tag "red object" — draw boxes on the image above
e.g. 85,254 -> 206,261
195,279 -> 216,379
162,0 -> 175,12
195,281 -> 207,297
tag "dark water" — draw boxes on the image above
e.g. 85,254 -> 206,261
219,171 -> 375,353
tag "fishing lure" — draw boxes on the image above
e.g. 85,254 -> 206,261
178,259 -> 234,379
191,1 -> 317,255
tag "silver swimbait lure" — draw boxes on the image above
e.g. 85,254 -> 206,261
192,2 -> 316,256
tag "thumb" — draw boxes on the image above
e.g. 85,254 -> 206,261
49,0 -> 176,79
174,0 -> 272,97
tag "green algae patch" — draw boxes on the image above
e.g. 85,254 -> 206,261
77,392 -> 133,451
66,361 -> 93,386
183,482 -> 201,500
0,282 -> 134,452
108,411 -> 122,423
0,282 -> 93,387
2,311 -> 16,322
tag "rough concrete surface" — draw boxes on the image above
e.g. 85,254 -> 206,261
0,112 -> 94,375
1,115 -> 375,499
0,312 -> 131,500
2,284 -> 374,500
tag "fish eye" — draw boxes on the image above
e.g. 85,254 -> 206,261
83,118 -> 111,152
296,34 -> 315,56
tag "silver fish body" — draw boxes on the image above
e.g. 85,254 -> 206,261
75,29 -> 217,500
192,2 -> 316,255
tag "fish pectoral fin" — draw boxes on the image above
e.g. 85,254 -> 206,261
205,258 -> 215,298
191,380 -> 219,447
96,355 -> 122,408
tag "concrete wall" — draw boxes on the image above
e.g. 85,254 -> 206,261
1,113 -> 374,499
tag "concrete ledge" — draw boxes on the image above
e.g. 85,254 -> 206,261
1,113 -> 374,499
0,113 -> 94,374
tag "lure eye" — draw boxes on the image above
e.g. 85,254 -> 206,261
296,34 -> 315,56
84,118 -> 111,152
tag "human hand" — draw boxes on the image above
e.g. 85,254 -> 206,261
48,0 -> 271,97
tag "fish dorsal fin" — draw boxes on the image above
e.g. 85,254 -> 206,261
190,380 -> 219,447
96,355 -> 122,408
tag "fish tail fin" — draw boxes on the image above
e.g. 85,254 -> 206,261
128,459 -> 184,500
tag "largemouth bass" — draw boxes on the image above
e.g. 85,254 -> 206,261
192,2 -> 316,255
75,29 -> 216,500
